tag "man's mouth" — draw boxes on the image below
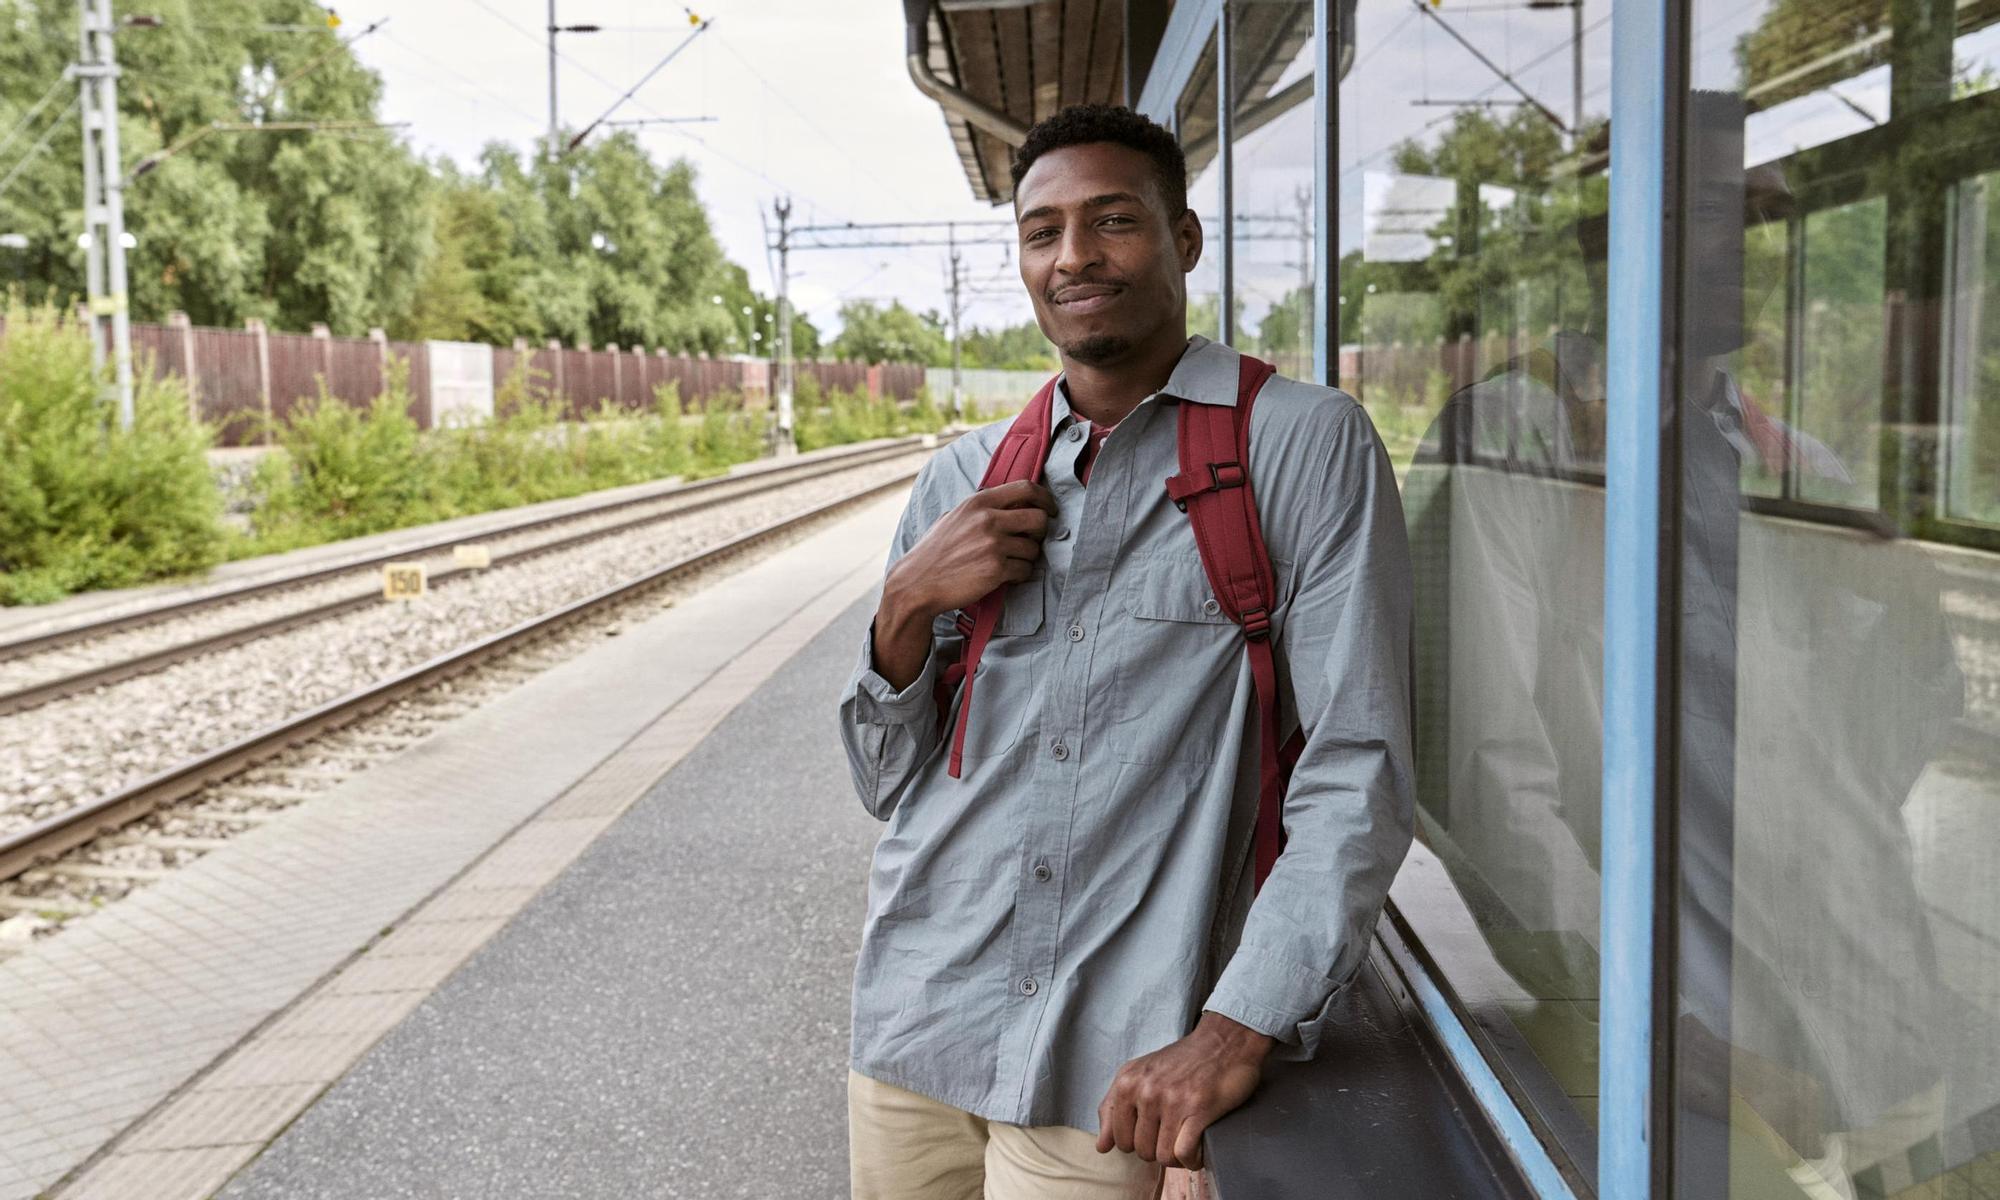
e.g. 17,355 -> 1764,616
1050,283 -> 1124,314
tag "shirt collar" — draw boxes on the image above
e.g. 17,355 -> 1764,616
1048,335 -> 1239,435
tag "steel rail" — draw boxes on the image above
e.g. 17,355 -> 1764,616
0,441 -> 934,717
0,436 -> 937,664
0,468 -> 920,883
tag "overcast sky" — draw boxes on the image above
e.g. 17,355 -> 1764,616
333,1 -> 1610,340
333,0 -> 1042,335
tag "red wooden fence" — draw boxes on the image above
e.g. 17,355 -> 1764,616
5,310 -> 946,445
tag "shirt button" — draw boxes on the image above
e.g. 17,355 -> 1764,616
1051,740 -> 1069,761
1068,426 -> 1085,443
1067,623 -> 1084,642
1202,598 -> 1221,616
1051,526 -> 1071,541
1020,976 -> 1039,996
1033,862 -> 1052,882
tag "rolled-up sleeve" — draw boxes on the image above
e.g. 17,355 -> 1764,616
1201,402 -> 1416,1056
837,457 -> 966,820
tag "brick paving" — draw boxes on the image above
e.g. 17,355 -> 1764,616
0,494 -> 903,1200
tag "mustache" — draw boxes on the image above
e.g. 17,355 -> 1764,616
1045,277 -> 1128,304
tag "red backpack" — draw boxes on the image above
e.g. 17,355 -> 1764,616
935,354 -> 1304,891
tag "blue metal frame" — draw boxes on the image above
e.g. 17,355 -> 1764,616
1216,1 -> 1234,346
1601,0 -> 1672,1193
1135,0 -> 1221,123
1312,0 -> 1336,386
1381,908 -> 1585,1199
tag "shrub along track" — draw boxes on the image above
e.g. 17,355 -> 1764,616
0,441 -> 942,948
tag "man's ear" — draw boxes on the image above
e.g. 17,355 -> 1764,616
1177,208 -> 1203,273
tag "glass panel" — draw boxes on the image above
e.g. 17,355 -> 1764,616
1735,211 -> 1790,499
1353,0 -> 1610,1180
1177,31 -> 1223,341
1797,198 -> 1886,508
1227,0 -> 1315,378
1944,170 -> 2000,524
1680,0 -> 2000,1196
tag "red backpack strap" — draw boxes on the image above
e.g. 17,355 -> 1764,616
935,374 -> 1060,778
1163,355 -> 1292,890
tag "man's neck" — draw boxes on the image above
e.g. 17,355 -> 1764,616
1058,328 -> 1191,426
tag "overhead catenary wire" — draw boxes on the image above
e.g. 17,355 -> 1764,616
0,74 -> 74,167
708,30 -> 918,220
564,15 -> 712,152
463,0 -> 848,220
0,94 -> 81,207
1341,9 -> 1609,182
377,29 -> 546,127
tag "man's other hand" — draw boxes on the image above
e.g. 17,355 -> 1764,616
1094,1012 -> 1274,1169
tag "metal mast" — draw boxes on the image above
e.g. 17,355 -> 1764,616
546,0 -> 558,157
947,223 -> 963,421
774,197 -> 795,454
77,0 -> 133,429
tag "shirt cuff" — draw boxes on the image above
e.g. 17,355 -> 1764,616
1201,947 -> 1340,1045
850,619 -> 943,724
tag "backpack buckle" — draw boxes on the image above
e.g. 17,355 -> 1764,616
1164,462 -> 1247,512
1241,606 -> 1272,641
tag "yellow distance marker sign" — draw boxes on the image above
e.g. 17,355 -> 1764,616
382,562 -> 427,600
452,544 -> 493,569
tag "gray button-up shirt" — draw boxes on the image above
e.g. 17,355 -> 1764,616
838,336 -> 1415,1130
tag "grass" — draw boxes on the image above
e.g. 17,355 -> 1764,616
236,360 -> 770,558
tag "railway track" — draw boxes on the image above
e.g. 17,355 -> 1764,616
0,450 -> 933,936
0,436 -> 933,716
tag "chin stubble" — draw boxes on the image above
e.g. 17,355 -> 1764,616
1063,334 -> 1131,366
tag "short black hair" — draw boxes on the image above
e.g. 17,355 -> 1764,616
1009,104 -> 1187,217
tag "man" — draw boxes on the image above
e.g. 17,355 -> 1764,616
837,105 -> 1414,1199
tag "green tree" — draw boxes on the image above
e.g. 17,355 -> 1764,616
830,299 -> 950,365
959,319 -> 1056,370
0,0 -> 434,332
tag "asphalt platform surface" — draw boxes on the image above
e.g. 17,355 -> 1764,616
221,594 -> 884,1200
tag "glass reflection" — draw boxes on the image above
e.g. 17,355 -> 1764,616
1228,0 -> 1316,381
1348,0 -> 1612,1180
1681,0 -> 1995,1195
1178,32 -> 1222,341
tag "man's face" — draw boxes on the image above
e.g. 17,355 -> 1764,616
1014,142 -> 1201,367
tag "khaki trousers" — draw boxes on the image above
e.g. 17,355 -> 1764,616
848,1070 -> 1165,1200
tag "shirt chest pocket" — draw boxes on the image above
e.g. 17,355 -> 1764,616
1106,555 -> 1288,764
951,571 -> 1048,761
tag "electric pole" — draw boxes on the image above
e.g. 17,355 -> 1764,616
77,0 -> 132,429
947,223 -> 963,421
1573,0 -> 1585,150
774,196 -> 795,454
546,0 -> 558,158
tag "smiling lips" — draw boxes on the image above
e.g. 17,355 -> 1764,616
1051,282 -> 1124,314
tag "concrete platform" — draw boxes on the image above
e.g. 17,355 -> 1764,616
217,587 -> 887,1200
0,491 -> 906,1200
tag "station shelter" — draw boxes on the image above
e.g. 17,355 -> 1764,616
902,1 -> 2000,1196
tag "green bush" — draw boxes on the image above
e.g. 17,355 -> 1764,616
243,358 -> 439,551
692,390 -> 765,469
794,384 -> 951,453
241,366 -> 777,556
0,299 -> 224,604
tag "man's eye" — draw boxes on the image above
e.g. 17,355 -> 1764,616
1025,228 -> 1057,242
1101,214 -> 1133,226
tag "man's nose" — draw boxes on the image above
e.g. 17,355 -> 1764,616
1054,225 -> 1100,276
